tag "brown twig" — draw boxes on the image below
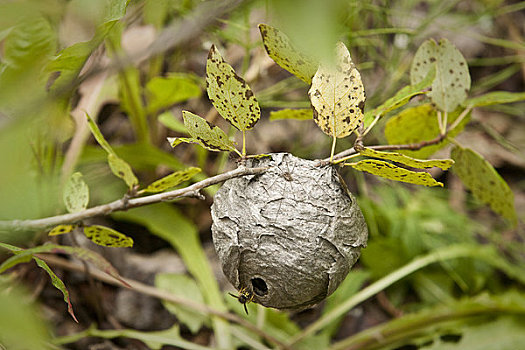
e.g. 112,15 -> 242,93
40,254 -> 292,350
0,166 -> 267,232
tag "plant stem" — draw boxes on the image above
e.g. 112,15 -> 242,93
330,136 -> 337,162
0,166 -> 268,232
242,130 -> 247,156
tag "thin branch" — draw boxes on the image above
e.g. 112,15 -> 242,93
40,254 -> 291,350
0,166 -> 267,232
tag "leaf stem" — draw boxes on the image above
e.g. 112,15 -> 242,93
441,110 -> 448,135
330,136 -> 337,162
362,114 -> 381,137
242,130 -> 246,157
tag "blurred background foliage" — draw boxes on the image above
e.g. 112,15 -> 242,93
0,0 -> 524,349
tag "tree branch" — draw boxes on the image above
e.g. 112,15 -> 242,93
0,166 -> 267,232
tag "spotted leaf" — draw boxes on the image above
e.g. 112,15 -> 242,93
63,172 -> 89,213
308,42 -> 365,138
451,146 -> 517,226
107,153 -> 138,190
258,23 -> 318,84
346,159 -> 443,187
83,225 -> 134,248
168,111 -> 237,153
358,147 -> 454,170
411,39 -> 470,112
206,45 -> 260,131
142,167 -> 201,193
48,224 -> 78,236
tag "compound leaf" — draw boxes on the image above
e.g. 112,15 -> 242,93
142,167 -> 201,193
451,146 -> 517,226
258,23 -> 318,84
206,45 -> 260,131
358,147 -> 454,170
346,159 -> 444,187
309,42 -> 365,138
83,225 -> 134,248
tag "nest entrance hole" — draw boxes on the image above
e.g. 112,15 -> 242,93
251,277 -> 268,296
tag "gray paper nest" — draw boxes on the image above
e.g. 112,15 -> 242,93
211,153 -> 368,310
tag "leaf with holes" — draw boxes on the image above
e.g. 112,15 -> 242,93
385,104 -> 470,159
33,257 -> 78,322
107,153 -> 139,190
63,172 -> 89,213
258,23 -> 318,84
364,67 -> 435,127
269,108 -> 313,121
451,146 -> 517,226
465,91 -> 525,108
83,225 -> 134,248
206,45 -> 260,131
308,42 -> 365,138
346,159 -> 444,187
168,111 -> 237,153
411,39 -> 470,112
48,224 -> 78,236
142,167 -> 201,193
358,147 -> 454,170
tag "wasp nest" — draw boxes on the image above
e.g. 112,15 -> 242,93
211,153 -> 368,310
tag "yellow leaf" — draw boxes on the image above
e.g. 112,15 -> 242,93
49,224 -> 78,236
142,167 -> 201,193
308,42 -> 365,138
83,225 -> 133,248
358,147 -> 454,170
346,159 -> 443,187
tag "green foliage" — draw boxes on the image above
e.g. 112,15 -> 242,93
169,111 -> 238,153
269,108 -> 313,121
141,167 -> 201,193
411,38 -> 471,112
357,147 -> 454,170
155,273 -> 207,333
384,104 -> 470,158
145,73 -> 202,115
465,91 -> 525,108
451,146 -> 517,225
206,45 -> 261,132
258,23 -> 318,84
0,282 -> 51,350
63,172 -> 89,213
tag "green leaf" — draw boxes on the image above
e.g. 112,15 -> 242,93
168,111 -> 237,153
142,167 -> 201,193
0,249 -> 33,273
384,104 -> 470,159
0,283 -> 51,350
411,39 -> 471,112
104,0 -> 130,22
0,244 -> 130,287
346,159 -> 444,187
465,91 -> 525,108
258,23 -> 318,84
33,257 -> 78,322
358,147 -> 454,170
113,203 -> 231,347
269,108 -> 313,121
206,45 -> 260,131
63,172 -> 89,213
144,0 -> 170,27
364,67 -> 435,127
83,225 -> 134,248
107,153 -> 139,190
451,146 -> 517,226
308,42 -> 365,138
86,113 -> 114,155
48,224 -> 78,236
158,111 -> 187,133
155,273 -> 207,334
145,73 -> 202,115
